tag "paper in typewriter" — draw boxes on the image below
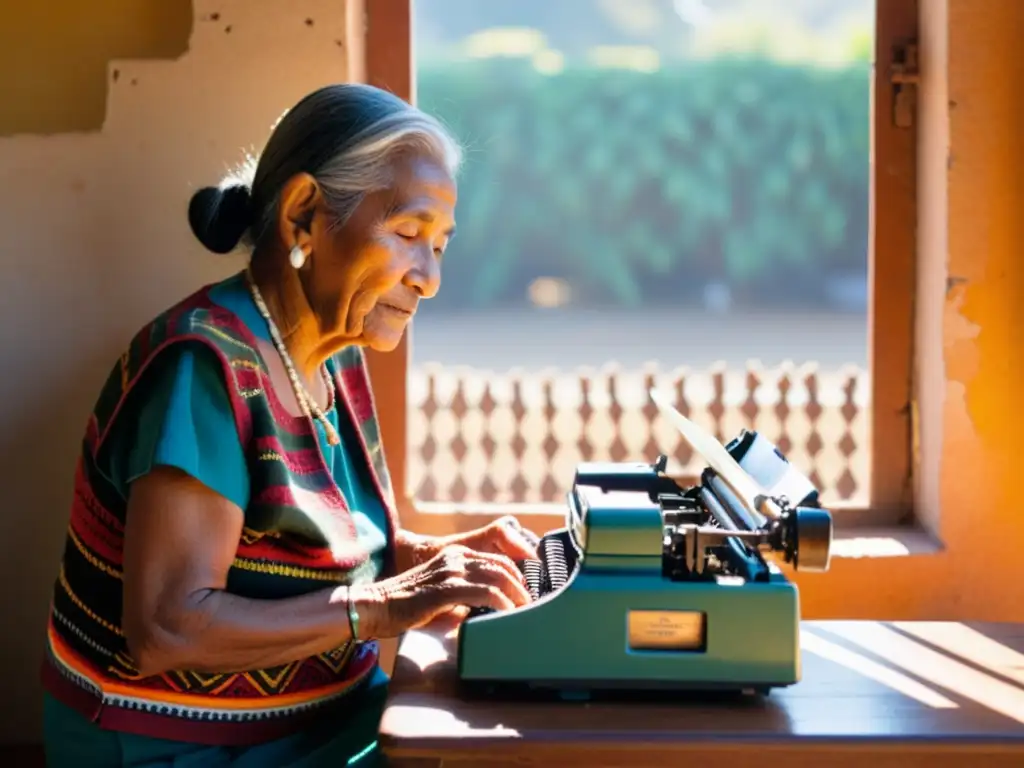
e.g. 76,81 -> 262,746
649,388 -> 780,519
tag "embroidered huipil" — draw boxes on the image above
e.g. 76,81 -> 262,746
41,275 -> 400,746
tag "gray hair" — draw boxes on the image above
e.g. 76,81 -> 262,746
188,84 -> 462,255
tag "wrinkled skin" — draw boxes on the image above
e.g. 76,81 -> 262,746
361,516 -> 541,638
252,151 -> 458,379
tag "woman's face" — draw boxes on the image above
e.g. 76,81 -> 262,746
290,150 -> 457,353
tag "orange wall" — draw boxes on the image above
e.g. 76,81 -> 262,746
790,0 -> 1022,621
939,0 -> 1019,612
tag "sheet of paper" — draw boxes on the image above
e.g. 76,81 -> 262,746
649,388 -> 776,519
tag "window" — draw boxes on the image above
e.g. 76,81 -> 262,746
363,0 -> 917,535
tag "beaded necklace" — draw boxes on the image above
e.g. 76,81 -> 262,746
245,267 -> 341,446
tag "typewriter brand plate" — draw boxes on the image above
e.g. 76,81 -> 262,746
627,610 -> 706,652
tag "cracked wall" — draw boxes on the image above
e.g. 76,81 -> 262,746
795,0 -> 1023,621
936,0 -> 1020,608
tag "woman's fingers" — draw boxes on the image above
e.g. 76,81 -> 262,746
484,516 -> 539,561
400,544 -> 535,630
465,556 -> 532,606
451,583 -> 518,613
466,548 -> 524,585
434,546 -> 531,607
438,543 -> 524,587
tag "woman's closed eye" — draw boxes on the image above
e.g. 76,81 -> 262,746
394,221 -> 420,240
395,224 -> 446,258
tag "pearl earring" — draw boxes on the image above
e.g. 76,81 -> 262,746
289,245 -> 307,269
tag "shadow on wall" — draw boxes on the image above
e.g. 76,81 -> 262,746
0,1 -> 192,729
0,362 -> 106,734
0,0 -> 357,744
0,0 -> 192,136
0,211 -> 161,737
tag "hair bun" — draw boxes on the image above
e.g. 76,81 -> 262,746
188,184 -> 253,254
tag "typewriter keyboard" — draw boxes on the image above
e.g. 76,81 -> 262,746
518,530 -> 577,601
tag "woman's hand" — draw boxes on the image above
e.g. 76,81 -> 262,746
395,516 -> 540,573
455,515 -> 540,560
354,544 -> 533,638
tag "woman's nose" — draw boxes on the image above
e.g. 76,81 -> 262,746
404,251 -> 441,299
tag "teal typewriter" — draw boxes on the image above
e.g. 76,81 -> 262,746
457,391 -> 833,697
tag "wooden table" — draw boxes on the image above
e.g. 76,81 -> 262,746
379,614 -> 1024,767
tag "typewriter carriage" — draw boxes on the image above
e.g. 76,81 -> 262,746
569,429 -> 834,582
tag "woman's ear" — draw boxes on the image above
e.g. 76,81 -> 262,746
275,172 -> 322,252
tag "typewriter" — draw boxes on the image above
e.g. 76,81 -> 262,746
457,391 -> 833,697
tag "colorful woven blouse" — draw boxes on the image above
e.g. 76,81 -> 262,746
41,272 -> 400,747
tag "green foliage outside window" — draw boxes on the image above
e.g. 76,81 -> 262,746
418,57 -> 870,309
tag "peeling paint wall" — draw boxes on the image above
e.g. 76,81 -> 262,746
794,0 -> 1023,621
0,0 -> 358,742
938,0 -> 1020,604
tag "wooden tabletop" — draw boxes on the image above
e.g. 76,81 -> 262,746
379,613 -> 1024,767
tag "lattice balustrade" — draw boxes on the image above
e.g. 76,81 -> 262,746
408,363 -> 869,507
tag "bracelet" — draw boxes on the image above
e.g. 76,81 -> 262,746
346,588 -> 360,642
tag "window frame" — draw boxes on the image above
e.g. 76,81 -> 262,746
362,0 -> 921,538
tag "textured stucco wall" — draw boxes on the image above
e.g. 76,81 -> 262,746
794,0 -> 1022,621
0,0 -> 359,742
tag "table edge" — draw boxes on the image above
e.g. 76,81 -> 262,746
378,733 -> 1024,758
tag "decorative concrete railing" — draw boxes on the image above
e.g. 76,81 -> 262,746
408,362 -> 869,507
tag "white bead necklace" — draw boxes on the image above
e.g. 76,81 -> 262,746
245,267 -> 341,446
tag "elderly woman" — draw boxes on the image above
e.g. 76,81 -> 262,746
41,83 -> 536,767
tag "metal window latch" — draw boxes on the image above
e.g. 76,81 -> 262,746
890,41 -> 920,128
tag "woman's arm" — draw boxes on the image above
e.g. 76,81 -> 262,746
121,466 -> 532,678
117,343 -> 532,677
122,466 -> 362,677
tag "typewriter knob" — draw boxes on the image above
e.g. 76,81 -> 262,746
792,507 -> 833,572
